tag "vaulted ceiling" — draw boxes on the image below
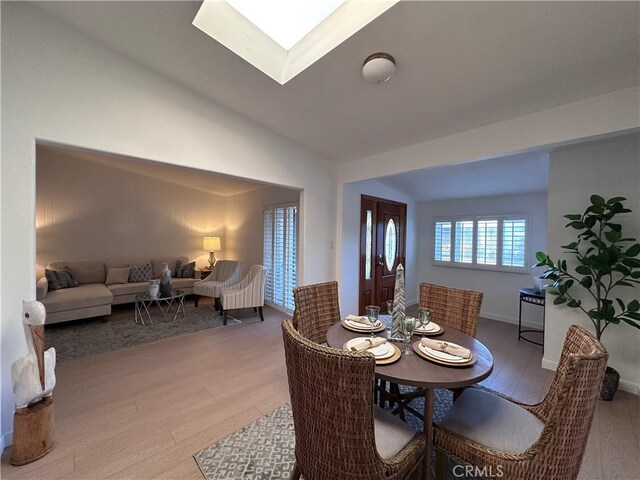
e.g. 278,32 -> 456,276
34,1 -> 639,163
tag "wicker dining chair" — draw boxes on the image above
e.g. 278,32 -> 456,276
419,283 -> 483,338
282,320 -> 426,480
385,283 -> 484,417
434,325 -> 608,480
292,281 -> 341,344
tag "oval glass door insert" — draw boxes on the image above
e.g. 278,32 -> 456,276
384,218 -> 397,270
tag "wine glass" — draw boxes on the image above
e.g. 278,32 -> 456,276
401,316 -> 417,355
365,305 -> 380,338
417,308 -> 432,337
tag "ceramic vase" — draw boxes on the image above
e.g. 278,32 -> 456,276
148,280 -> 160,299
159,263 -> 172,298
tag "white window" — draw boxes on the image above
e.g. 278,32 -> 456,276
476,219 -> 498,265
502,219 -> 527,267
454,220 -> 474,263
263,203 -> 298,311
433,215 -> 529,272
434,221 -> 451,262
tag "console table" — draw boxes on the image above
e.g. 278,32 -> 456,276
518,288 -> 545,348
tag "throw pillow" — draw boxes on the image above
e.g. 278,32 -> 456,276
128,264 -> 153,283
175,260 -> 196,278
106,266 -> 131,285
45,267 -> 78,290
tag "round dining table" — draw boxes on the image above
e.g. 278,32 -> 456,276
326,320 -> 494,480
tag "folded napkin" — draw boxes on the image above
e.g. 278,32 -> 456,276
345,314 -> 372,325
350,337 -> 387,352
420,338 -> 471,359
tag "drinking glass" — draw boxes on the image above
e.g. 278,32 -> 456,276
365,305 -> 380,338
385,300 -> 394,337
386,299 -> 394,315
401,316 -> 417,355
417,308 -> 432,337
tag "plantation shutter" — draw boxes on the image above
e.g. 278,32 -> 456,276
263,209 -> 274,302
476,219 -> 498,265
434,221 -> 452,262
502,219 -> 527,267
454,220 -> 474,263
263,203 -> 298,311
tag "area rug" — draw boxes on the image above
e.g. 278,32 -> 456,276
45,305 -> 239,362
194,390 -> 453,480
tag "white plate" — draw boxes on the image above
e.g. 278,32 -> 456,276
418,342 -> 469,363
415,322 -> 440,333
345,319 -> 383,330
346,337 -> 394,359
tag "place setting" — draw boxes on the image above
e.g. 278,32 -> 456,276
341,305 -> 386,334
414,307 -> 443,336
343,336 -> 401,365
412,337 -> 476,367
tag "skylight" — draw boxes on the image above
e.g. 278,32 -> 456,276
193,0 -> 398,84
226,0 -> 345,51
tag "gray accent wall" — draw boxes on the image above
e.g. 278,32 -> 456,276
36,147 -> 226,274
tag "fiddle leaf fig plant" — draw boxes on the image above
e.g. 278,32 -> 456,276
534,195 -> 640,341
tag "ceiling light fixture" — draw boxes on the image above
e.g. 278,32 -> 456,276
362,52 -> 396,85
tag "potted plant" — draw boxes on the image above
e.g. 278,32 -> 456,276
535,195 -> 640,400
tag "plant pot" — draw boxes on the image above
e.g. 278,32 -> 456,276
600,366 -> 620,401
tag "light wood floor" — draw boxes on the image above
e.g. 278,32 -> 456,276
2,300 -> 638,479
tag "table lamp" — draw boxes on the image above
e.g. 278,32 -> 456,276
203,236 -> 221,269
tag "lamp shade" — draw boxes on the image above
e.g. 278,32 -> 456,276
203,236 -> 221,251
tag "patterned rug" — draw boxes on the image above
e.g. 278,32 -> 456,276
194,389 -> 453,480
45,305 -> 239,362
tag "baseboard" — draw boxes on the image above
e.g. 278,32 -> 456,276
542,358 -> 639,395
2,430 -> 12,450
406,299 -> 418,308
480,311 -> 542,330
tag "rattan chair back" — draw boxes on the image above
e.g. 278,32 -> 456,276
528,324 -> 608,478
292,281 -> 340,344
281,320 -> 424,480
435,325 -> 608,480
419,283 -> 483,337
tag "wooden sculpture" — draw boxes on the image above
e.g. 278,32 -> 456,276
10,300 -> 56,465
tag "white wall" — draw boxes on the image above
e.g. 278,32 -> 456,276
339,180 -> 418,317
37,148 -> 225,272
416,192 -> 548,326
224,186 -> 301,277
544,134 -> 640,394
1,3 -> 337,446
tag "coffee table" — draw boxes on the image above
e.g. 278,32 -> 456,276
134,289 -> 186,325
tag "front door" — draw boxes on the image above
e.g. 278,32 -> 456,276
359,195 -> 407,315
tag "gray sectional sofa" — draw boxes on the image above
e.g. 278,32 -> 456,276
37,257 -> 200,324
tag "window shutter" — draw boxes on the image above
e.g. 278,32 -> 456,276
263,209 -> 274,302
434,221 -> 451,261
502,219 -> 527,267
476,219 -> 498,265
454,220 -> 474,263
263,203 -> 298,311
284,206 -> 297,311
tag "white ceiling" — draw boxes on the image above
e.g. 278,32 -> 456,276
377,151 -> 549,202
37,143 -> 274,197
34,1 -> 639,163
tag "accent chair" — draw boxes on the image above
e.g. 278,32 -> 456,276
193,260 -> 242,311
220,265 -> 266,325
